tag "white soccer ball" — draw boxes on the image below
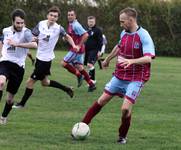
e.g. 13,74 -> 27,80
71,122 -> 90,140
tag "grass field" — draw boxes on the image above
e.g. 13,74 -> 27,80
0,51 -> 181,150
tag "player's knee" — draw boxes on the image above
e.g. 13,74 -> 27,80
97,94 -> 111,106
87,63 -> 93,69
61,60 -> 66,67
0,80 -> 5,89
6,99 -> 13,104
76,64 -> 84,71
41,81 -> 49,86
26,79 -> 34,88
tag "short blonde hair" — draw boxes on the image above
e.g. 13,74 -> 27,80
119,7 -> 138,19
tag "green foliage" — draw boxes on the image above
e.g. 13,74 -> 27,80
0,0 -> 181,56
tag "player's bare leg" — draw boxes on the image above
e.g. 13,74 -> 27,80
0,75 -> 6,101
117,98 -> 133,144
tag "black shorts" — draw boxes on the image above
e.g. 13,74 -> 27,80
84,50 -> 98,65
30,58 -> 52,80
0,61 -> 25,94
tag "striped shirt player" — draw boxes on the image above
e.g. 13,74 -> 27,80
80,7 -> 155,144
13,6 -> 76,109
67,20 -> 86,54
62,10 -> 96,92
0,9 -> 37,125
105,26 -> 155,103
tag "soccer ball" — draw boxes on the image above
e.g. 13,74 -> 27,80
71,122 -> 90,140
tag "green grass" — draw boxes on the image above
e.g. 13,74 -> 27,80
0,51 -> 181,150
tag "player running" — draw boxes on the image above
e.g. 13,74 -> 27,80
61,10 -> 96,92
0,9 -> 37,124
80,7 -> 155,144
13,6 -> 78,109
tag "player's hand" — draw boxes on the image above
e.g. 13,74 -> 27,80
97,51 -> 101,58
119,59 -> 134,69
32,36 -> 38,43
7,39 -> 17,47
102,59 -> 109,69
73,45 -> 80,52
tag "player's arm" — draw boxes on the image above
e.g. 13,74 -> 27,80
119,56 -> 152,69
73,23 -> 89,49
77,32 -> 88,48
7,39 -> 37,49
97,29 -> 103,51
100,34 -> 107,55
102,45 -> 119,67
97,29 -> 103,57
7,29 -> 37,49
63,34 -> 78,51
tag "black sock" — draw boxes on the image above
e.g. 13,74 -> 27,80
2,102 -> 14,117
49,80 -> 69,92
20,88 -> 33,106
89,68 -> 95,80
0,90 -> 3,101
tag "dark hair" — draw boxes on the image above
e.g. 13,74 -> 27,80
48,6 -> 60,16
68,9 -> 76,15
87,16 -> 96,20
119,7 -> 138,19
11,9 -> 26,22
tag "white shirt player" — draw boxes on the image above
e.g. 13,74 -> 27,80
0,26 -> 32,67
32,20 -> 67,61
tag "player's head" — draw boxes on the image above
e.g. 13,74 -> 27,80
67,10 -> 76,23
87,16 -> 96,28
47,6 -> 60,24
119,7 -> 138,31
11,9 -> 26,32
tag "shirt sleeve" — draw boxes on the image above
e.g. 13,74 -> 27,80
24,29 -> 33,42
102,34 -> 107,45
97,28 -> 103,51
59,25 -> 67,38
139,29 -> 155,58
0,35 -> 4,42
73,22 -> 87,36
117,30 -> 125,47
32,23 -> 40,36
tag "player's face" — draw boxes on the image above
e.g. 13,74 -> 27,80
47,12 -> 59,24
87,19 -> 96,28
119,13 -> 131,31
67,11 -> 76,23
13,17 -> 25,32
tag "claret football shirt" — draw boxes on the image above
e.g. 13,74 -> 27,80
114,27 -> 155,82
